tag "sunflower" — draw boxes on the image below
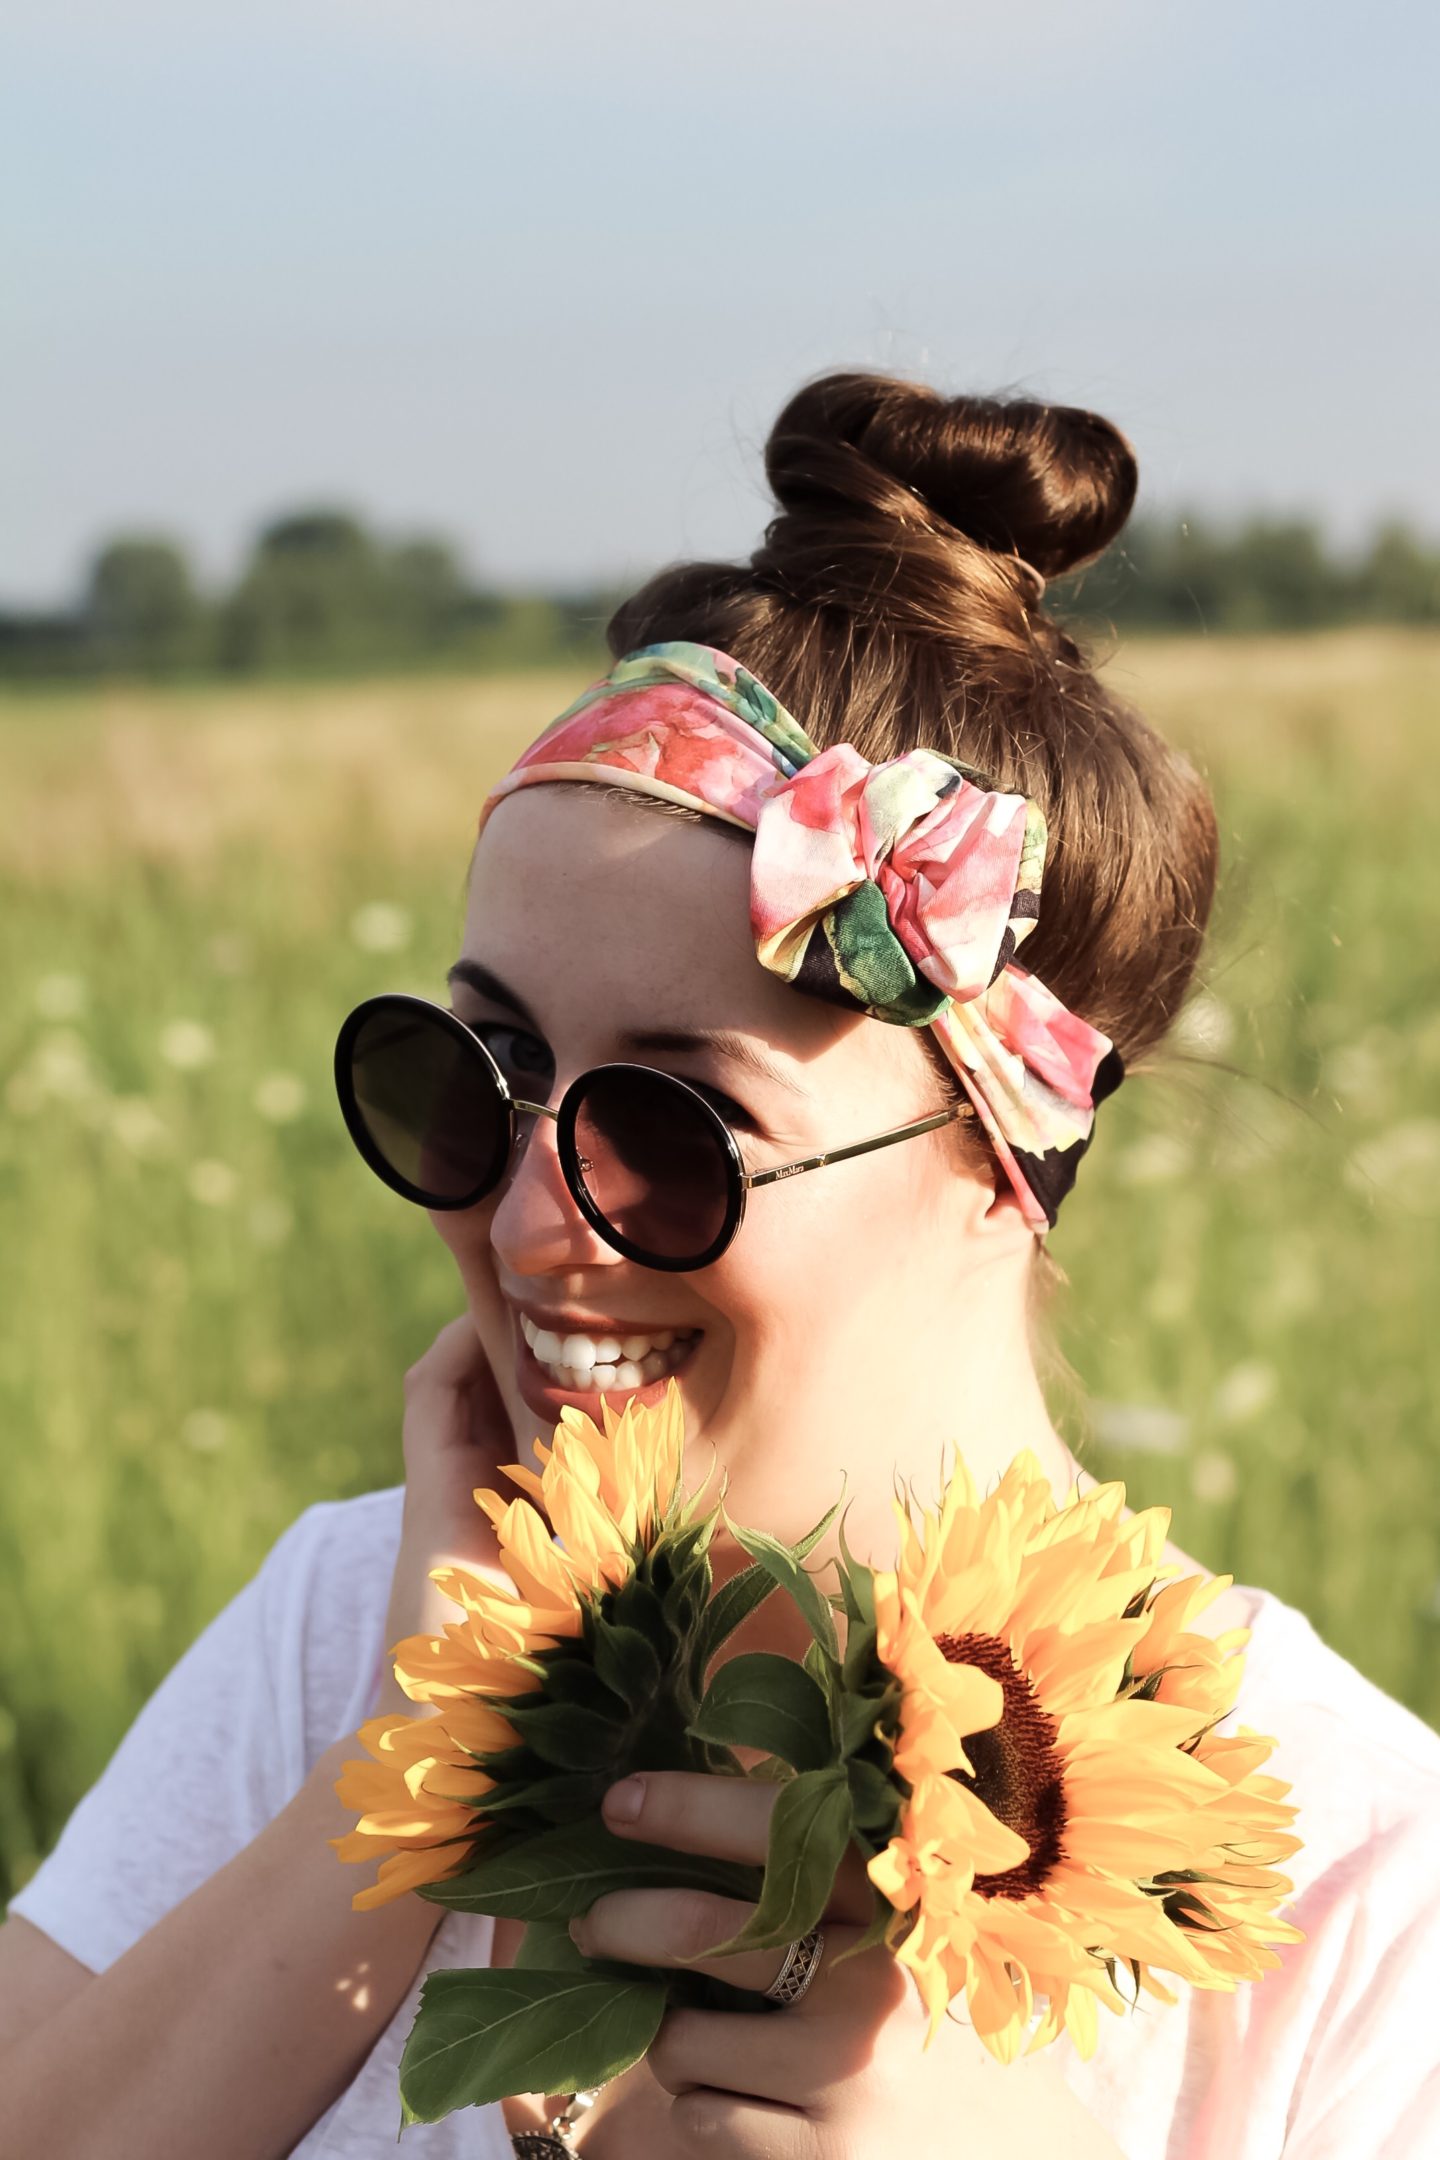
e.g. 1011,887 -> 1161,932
328,1694 -> 521,1911
330,1384 -> 687,1911
862,1449 -> 1305,2064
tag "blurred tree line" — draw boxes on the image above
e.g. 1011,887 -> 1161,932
1,505 -> 1437,683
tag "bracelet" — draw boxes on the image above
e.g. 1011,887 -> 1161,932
511,2086 -> 602,2157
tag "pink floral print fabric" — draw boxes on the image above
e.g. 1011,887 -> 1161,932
477,641 -> 1124,1233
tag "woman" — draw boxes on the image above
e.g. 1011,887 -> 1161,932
2,374 -> 1436,2158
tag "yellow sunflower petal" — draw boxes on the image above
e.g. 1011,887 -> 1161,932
870,1441 -> 1305,2057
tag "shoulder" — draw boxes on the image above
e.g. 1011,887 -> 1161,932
277,1481 -> 407,1585
1232,1583 -> 1440,1893
260,1484 -> 407,1766
1214,1589 -> 1440,2156
1,1485 -> 410,1973
1234,1589 -> 1433,1978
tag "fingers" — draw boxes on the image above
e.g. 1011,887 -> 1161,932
403,1315 -> 507,1454
648,1975 -> 909,2110
668,2090 -> 816,2158
601,1774 -> 877,1922
600,1771 -> 780,1866
571,1888 -> 854,1998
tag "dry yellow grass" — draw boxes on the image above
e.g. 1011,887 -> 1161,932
5,629 -> 1434,888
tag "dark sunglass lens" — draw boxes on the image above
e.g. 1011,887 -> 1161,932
345,1004 -> 508,1203
571,1068 -> 734,1262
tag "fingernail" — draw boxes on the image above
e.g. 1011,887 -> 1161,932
603,1775 -> 645,1824
567,1914 -> 589,1950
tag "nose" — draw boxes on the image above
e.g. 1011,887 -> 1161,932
486,1095 -> 623,1279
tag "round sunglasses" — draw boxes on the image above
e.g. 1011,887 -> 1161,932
333,993 -> 978,1273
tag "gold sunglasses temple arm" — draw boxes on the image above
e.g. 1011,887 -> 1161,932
741,1103 -> 975,1192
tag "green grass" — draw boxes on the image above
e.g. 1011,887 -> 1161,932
2,635 -> 1438,1902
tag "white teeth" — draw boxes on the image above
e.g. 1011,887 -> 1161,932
560,1332 -> 597,1374
516,1309 -> 700,1395
521,1314 -> 692,1362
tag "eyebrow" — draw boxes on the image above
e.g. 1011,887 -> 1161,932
446,958 -> 809,1098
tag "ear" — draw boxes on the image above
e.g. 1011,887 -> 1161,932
971,1156 -> 1041,1262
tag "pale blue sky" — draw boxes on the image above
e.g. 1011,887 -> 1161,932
3,0 -> 1436,604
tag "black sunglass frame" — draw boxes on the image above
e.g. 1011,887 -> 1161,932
334,992 -> 976,1273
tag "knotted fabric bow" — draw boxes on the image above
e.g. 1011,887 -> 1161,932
476,641 -> 1124,1234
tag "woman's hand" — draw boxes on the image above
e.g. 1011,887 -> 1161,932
370,1315 -> 515,1721
532,1770 -> 1126,2159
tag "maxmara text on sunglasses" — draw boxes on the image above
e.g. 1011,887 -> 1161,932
333,992 -> 978,1277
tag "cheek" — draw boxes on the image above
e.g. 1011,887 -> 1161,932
425,1203 -> 508,1341
699,1143 -> 943,1348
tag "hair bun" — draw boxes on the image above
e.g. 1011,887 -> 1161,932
761,371 -> 1138,585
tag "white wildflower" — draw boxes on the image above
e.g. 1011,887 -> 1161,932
1212,1359 -> 1278,1426
207,932 -> 251,976
28,1030 -> 97,1102
109,1096 -> 170,1157
33,972 -> 88,1020
181,1409 -> 231,1453
247,1196 -> 294,1247
1172,991 -> 1234,1058
349,901 -> 413,954
188,1158 -> 238,1206
1114,1132 -> 1192,1186
253,1071 -> 307,1123
1090,1400 -> 1189,1455
1190,1450 -> 1239,1505
160,1019 -> 217,1071
1343,1119 -> 1440,1211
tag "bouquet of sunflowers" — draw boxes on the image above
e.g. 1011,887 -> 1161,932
331,1383 -> 1303,2128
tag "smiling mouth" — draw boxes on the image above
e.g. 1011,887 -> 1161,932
517,1311 -> 703,1394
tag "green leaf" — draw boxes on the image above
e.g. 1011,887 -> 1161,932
687,1503 -> 841,1694
695,1766 -> 853,1956
417,1815 -> 763,1919
535,1656 -> 626,1716
802,1637 -> 831,1688
837,1682 -> 899,1762
793,1496 -> 845,1561
727,1520 -> 840,1661
688,1563 -> 775,1689
513,1918 -> 589,1973
473,1771 -> 607,1824
606,1576 -> 671,1654
512,1917 -> 662,1992
827,1885 -> 904,1971
657,1523 -> 707,1579
398,1968 -> 665,2122
845,1755 -> 902,1835
834,1508 -> 876,1631
501,1701 -> 624,1772
689,1652 -> 833,1773
591,1622 -> 664,1711
661,1557 -> 708,1639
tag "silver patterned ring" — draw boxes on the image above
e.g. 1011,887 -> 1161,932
763,1926 -> 826,2007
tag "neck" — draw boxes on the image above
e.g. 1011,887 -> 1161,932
844,1320 -> 1079,1572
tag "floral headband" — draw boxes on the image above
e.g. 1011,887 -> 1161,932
476,641 -> 1124,1235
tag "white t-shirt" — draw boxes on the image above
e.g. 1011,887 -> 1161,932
7,1485 -> 1440,2159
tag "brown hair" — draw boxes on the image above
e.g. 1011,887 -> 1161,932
598,370 -> 1220,1327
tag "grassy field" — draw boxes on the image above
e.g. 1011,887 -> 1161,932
2,631 -> 1438,1902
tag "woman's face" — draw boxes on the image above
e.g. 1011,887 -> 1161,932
431,786 -> 1042,1556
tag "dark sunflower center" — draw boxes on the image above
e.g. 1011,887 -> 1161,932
935,1629 -> 1067,1900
